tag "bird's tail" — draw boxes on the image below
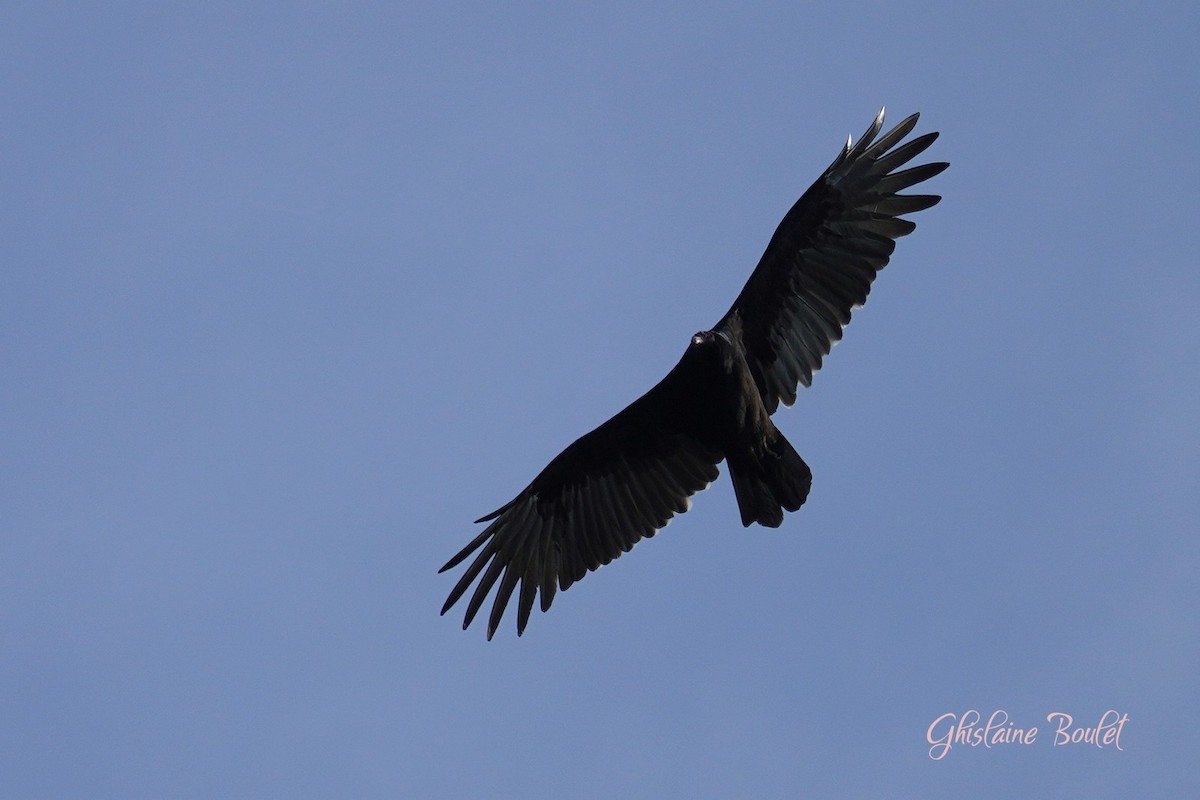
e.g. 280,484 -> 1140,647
727,429 -> 812,528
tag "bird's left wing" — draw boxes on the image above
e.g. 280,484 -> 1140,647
439,358 -> 723,639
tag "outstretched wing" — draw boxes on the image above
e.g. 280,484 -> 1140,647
715,109 -> 948,413
439,356 -> 723,639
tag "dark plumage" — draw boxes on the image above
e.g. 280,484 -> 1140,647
440,109 -> 948,638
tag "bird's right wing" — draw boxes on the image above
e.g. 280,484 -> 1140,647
715,110 -> 948,413
439,356 -> 723,639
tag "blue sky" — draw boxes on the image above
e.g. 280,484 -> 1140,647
3,2 -> 1197,797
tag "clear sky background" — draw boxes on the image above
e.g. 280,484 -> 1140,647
3,2 -> 1197,797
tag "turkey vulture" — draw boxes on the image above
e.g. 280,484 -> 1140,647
440,109 -> 947,638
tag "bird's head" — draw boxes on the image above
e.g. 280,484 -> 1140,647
691,330 -> 719,347
687,329 -> 737,366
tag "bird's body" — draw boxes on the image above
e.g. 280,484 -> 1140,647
440,109 -> 948,638
688,326 -> 812,528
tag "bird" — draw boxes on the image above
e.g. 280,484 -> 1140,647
440,109 -> 947,639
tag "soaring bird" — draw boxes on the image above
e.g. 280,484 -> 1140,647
440,109 -> 947,638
